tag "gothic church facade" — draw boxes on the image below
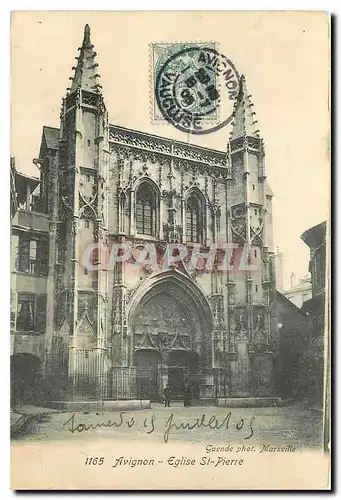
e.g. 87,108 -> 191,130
11,25 -> 279,403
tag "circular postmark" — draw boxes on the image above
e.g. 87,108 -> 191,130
155,46 -> 240,135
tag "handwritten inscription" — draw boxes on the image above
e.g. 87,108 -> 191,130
62,411 -> 255,444
63,412 -> 155,435
163,412 -> 254,443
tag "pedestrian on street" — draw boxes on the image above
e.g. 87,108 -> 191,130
163,384 -> 171,407
183,385 -> 192,407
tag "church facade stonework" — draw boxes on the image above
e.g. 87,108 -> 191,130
12,26 -> 280,404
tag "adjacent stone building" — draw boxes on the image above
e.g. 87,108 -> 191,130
274,222 -> 327,403
301,221 -> 327,405
275,291 -> 311,400
10,157 -> 48,404
11,25 -> 282,405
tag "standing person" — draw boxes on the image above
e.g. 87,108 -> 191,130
163,384 -> 171,407
183,385 -> 192,407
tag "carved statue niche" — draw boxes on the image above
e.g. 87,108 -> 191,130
252,310 -> 270,352
158,331 -> 171,364
233,308 -> 249,343
231,204 -> 247,244
158,330 -> 169,350
210,293 -> 224,329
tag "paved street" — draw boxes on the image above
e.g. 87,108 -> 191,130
11,403 -> 323,449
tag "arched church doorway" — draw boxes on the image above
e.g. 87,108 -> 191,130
11,353 -> 42,406
128,270 -> 214,402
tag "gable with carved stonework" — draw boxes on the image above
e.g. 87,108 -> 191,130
74,307 -> 96,349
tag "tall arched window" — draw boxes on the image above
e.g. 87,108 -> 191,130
186,192 -> 203,243
136,182 -> 157,236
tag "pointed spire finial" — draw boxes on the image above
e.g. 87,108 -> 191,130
229,74 -> 261,141
84,24 -> 91,44
67,24 -> 104,96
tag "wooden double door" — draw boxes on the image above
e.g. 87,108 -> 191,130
168,350 -> 198,400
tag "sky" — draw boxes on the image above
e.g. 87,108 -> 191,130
11,11 -> 330,289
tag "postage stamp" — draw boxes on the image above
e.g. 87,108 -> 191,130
151,42 -> 240,135
150,42 -> 217,122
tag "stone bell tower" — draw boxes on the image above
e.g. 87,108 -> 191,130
51,25 -> 110,391
227,75 -> 276,397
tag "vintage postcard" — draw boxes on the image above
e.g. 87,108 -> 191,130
10,11 -> 330,490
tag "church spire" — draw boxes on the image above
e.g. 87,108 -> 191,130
68,24 -> 102,94
229,75 -> 260,141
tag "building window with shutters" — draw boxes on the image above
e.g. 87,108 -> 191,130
16,234 -> 48,275
186,192 -> 203,244
136,182 -> 157,236
16,293 -> 47,333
